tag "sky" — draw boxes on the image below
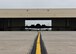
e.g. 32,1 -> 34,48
0,0 -> 76,8
25,20 -> 52,26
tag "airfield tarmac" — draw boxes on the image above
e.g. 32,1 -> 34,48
41,31 -> 76,54
0,31 -> 76,54
0,31 -> 37,54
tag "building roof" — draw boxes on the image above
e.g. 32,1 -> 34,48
0,9 -> 76,18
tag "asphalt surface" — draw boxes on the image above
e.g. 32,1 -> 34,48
0,31 -> 76,54
41,31 -> 76,54
0,31 -> 37,54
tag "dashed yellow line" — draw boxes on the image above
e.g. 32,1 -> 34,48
36,32 -> 41,54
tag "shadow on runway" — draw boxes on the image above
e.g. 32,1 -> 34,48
29,32 -> 47,54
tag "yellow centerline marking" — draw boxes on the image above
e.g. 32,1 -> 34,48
36,32 -> 41,54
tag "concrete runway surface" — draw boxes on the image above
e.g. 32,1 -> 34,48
0,31 -> 76,54
41,31 -> 76,54
0,31 -> 37,54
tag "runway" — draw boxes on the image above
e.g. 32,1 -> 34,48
0,31 -> 76,54
41,31 -> 76,54
0,31 -> 37,54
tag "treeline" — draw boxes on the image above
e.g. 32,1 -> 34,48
25,24 -> 50,28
